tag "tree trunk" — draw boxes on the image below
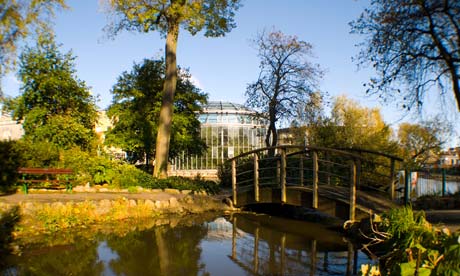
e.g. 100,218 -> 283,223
155,228 -> 170,275
153,23 -> 179,178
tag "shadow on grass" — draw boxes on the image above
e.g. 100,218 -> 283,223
0,206 -> 21,269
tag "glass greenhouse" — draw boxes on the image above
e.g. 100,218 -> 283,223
170,101 -> 267,178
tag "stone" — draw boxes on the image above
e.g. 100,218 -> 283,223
51,202 -> 64,209
99,188 -> 109,192
151,189 -> 162,193
144,200 -> 155,209
155,200 -> 162,208
165,188 -> 180,194
73,186 -> 85,192
169,197 -> 178,208
181,190 -> 192,195
183,196 -> 194,204
99,199 -> 112,208
129,200 -> 137,207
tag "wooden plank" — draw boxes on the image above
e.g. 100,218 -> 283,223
232,159 -> 237,206
312,151 -> 318,209
390,158 -> 395,200
280,149 -> 286,203
349,160 -> 357,221
254,153 -> 259,202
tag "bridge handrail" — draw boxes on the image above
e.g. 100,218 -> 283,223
227,145 -> 366,162
335,147 -> 403,162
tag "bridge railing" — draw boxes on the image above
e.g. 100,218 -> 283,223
222,145 -> 404,220
337,148 -> 404,199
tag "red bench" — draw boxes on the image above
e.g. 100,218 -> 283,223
17,168 -> 74,194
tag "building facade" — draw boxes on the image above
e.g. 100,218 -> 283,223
0,112 -> 24,141
169,101 -> 267,179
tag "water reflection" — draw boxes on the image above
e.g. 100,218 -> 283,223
207,213 -> 368,276
2,213 -> 371,275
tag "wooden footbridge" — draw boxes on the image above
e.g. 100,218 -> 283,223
225,145 -> 406,221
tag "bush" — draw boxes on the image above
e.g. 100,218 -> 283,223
361,206 -> 460,275
4,142 -> 220,194
0,141 -> 24,191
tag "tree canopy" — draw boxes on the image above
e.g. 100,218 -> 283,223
351,0 -> 460,111
398,118 -> 452,168
105,0 -> 241,178
105,58 -> 207,167
10,36 -> 97,150
245,29 -> 323,151
0,0 -> 66,85
307,96 -> 398,154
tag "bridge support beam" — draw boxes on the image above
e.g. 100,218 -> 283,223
312,151 -> 318,209
349,160 -> 357,221
299,154 -> 304,186
390,159 -> 396,200
254,153 -> 259,202
232,159 -> 237,206
280,149 -> 286,203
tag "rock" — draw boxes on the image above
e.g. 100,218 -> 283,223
183,196 -> 194,204
73,185 -> 85,192
151,189 -> 162,193
121,189 -> 129,193
169,197 -> 178,208
129,200 -> 137,207
165,188 -> 180,194
181,190 -> 192,195
51,202 -> 64,209
144,200 -> 155,209
99,188 -> 109,192
99,199 -> 112,208
155,200 -> 162,208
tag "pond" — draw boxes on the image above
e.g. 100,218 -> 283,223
2,212 -> 373,275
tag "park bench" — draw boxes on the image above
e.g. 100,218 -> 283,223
17,168 -> 74,194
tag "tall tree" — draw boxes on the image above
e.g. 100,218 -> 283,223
398,118 -> 452,168
105,0 -> 241,178
106,58 -> 207,168
245,29 -> 323,152
11,35 -> 97,150
0,0 -> 66,95
351,0 -> 460,111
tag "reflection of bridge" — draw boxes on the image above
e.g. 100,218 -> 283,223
229,213 -> 361,275
227,146 -> 406,221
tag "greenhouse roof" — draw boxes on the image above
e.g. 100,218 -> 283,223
201,101 -> 254,114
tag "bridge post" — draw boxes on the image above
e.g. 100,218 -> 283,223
280,148 -> 286,203
299,153 -> 304,186
404,169 -> 410,205
349,159 -> 357,221
390,158 -> 396,200
312,151 -> 318,209
254,153 -> 259,202
232,159 -> 237,206
254,227 -> 259,274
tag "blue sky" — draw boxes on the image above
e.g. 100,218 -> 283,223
2,0 -> 459,144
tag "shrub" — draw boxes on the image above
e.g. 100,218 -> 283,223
0,141 -> 24,191
361,206 -> 460,275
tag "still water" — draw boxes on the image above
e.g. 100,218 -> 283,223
2,213 -> 372,275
